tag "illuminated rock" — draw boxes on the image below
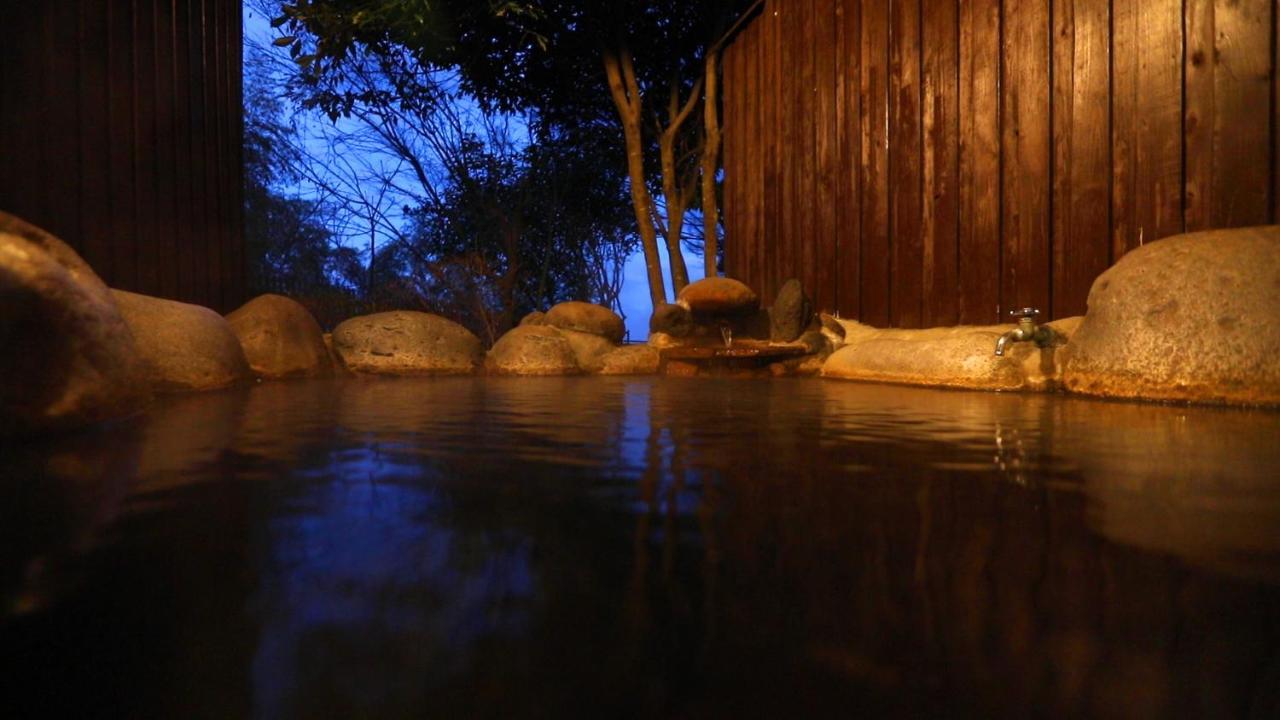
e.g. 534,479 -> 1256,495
557,328 -> 617,372
0,213 -> 149,433
226,294 -> 331,379
1063,226 -> 1280,406
332,310 -> 482,375
544,301 -> 625,343
485,325 -> 580,375
822,318 -> 1080,392
770,278 -> 812,342
676,276 -> 759,315
597,345 -> 661,375
112,289 -> 251,392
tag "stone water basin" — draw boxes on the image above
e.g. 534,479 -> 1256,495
658,341 -> 811,376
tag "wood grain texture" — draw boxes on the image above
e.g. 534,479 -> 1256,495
888,0 -> 923,328
859,0 -> 891,326
0,0 -> 244,311
958,0 -> 1001,325
1112,0 -> 1183,261
797,0 -> 818,300
1000,0 -> 1051,318
723,0 -> 1279,328
1051,0 -> 1111,319
922,0 -> 959,327
1185,0 -> 1272,231
814,0 -> 839,312
834,0 -> 862,319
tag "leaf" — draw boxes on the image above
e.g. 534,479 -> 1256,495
270,14 -> 289,28
272,36 -> 295,47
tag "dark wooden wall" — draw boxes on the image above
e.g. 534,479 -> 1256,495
721,0 -> 1279,326
0,0 -> 245,312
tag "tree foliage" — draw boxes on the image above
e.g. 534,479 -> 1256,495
273,0 -> 751,309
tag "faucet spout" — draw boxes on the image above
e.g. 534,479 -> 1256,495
994,330 -> 1018,357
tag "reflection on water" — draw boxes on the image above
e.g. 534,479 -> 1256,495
2,377 -> 1279,718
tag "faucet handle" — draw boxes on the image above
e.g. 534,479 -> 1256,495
1009,307 -> 1041,320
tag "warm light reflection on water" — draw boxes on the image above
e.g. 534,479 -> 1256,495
2,377 -> 1278,718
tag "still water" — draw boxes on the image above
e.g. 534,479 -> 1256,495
2,377 -> 1278,718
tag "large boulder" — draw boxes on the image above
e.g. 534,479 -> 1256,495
112,289 -> 251,392
485,325 -> 581,375
649,303 -> 694,338
0,215 -> 150,433
677,277 -> 759,315
225,294 -> 330,379
557,328 -> 618,373
331,311 -> 482,375
822,318 -> 1080,391
544,301 -> 625,343
770,278 -> 812,342
1063,226 -> 1280,406
598,345 -> 661,375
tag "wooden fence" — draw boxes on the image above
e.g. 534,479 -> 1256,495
0,0 -> 245,312
721,0 -> 1279,326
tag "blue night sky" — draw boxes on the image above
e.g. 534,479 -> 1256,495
243,5 -> 708,342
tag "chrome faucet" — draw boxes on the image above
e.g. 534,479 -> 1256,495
994,308 -> 1054,356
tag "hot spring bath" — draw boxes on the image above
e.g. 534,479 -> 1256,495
3,376 -> 1278,718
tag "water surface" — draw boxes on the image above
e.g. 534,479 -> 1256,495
3,377 -> 1278,718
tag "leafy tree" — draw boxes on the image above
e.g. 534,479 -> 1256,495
272,0 -> 750,309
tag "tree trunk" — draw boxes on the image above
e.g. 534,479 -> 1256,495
701,50 -> 721,278
603,50 -> 667,309
660,128 -> 691,292
659,75 -> 703,293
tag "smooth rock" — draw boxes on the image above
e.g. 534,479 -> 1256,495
598,345 -> 661,375
225,294 -> 330,379
1063,226 -> 1280,406
677,277 -> 759,315
1,217 -> 149,433
649,303 -> 694,338
485,325 -> 581,375
544,301 -> 625,343
322,333 -> 352,375
822,318 -> 1079,391
770,278 -> 812,342
557,328 -> 618,372
112,289 -> 251,392
332,310 -> 482,375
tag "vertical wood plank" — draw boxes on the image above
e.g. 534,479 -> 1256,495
1052,0 -> 1111,319
922,0 -> 959,327
108,0 -> 139,291
722,41 -> 737,280
154,0 -> 180,300
727,39 -> 747,280
747,21 -> 762,297
45,1 -> 83,247
231,0 -> 246,305
779,0 -> 799,295
814,0 -> 839,312
958,0 -> 1001,324
1112,0 -> 1183,260
1001,0 -> 1051,317
835,0 -> 863,319
205,0 -> 225,310
769,2 -> 786,299
78,0 -> 113,279
173,0 -> 196,303
889,0 -> 923,327
797,0 -> 819,302
135,0 -> 161,296
1185,0 -> 1273,231
860,0 -> 892,326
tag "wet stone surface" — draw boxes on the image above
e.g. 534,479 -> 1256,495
2,377 -> 1279,718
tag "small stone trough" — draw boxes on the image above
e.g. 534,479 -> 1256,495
659,341 -> 810,377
